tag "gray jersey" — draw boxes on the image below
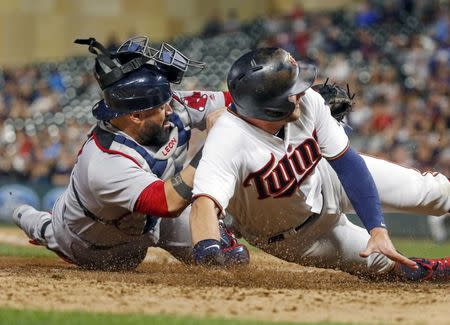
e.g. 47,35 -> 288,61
52,90 -> 230,251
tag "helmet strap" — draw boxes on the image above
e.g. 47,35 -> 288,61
75,37 -> 150,90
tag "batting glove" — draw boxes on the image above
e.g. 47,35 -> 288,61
193,222 -> 250,267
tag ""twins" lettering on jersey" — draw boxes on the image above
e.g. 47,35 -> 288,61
243,138 -> 322,199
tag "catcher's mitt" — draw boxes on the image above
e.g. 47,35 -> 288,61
312,79 -> 355,122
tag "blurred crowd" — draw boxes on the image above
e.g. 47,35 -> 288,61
258,0 -> 449,177
0,64 -> 97,186
0,0 -> 449,187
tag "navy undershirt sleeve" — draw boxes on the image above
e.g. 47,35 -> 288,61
328,147 -> 385,232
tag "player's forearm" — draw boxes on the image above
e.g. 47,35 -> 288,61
190,196 -> 220,245
134,165 -> 195,217
164,165 -> 195,214
164,148 -> 203,214
328,147 -> 385,232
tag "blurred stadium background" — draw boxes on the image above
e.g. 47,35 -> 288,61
0,0 -> 448,240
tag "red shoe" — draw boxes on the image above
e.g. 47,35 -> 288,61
410,257 -> 450,281
28,239 -> 44,246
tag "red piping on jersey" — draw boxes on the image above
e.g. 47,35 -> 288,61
223,91 -> 232,107
76,137 -> 91,157
134,180 -> 170,217
326,143 -> 350,161
92,132 -> 142,167
77,143 -> 84,156
192,194 -> 224,216
172,94 -> 183,105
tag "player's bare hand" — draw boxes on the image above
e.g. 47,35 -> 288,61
206,107 -> 227,132
359,227 -> 418,270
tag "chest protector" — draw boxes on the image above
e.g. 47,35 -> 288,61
93,112 -> 191,177
73,111 -> 191,242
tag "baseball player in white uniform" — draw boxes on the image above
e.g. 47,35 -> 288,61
13,37 -> 248,270
189,48 -> 450,281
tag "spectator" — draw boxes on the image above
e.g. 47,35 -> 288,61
355,0 -> 379,28
48,68 -> 65,94
106,33 -> 120,53
202,10 -> 223,38
223,9 -> 241,33
0,3 -> 448,193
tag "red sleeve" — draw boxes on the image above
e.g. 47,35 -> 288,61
223,91 -> 233,107
134,180 -> 171,217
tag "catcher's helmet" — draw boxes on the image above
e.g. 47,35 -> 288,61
92,65 -> 172,121
227,48 -> 317,121
75,36 -> 205,121
75,36 -> 204,90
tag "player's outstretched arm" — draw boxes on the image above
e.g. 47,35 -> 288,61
360,227 -> 418,269
164,154 -> 199,215
133,148 -> 202,218
134,108 -> 227,218
328,147 -> 418,269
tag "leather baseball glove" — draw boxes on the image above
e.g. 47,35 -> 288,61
312,79 -> 355,122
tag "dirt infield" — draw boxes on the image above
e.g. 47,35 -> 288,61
0,230 -> 449,324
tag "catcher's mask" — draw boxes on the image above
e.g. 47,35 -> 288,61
74,36 -> 205,89
227,48 -> 317,121
116,36 -> 205,84
74,36 -> 205,120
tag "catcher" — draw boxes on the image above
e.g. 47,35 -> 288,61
189,47 -> 450,281
13,36 -> 249,271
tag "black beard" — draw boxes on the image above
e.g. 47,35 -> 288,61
137,119 -> 171,147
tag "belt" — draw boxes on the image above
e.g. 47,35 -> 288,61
268,213 -> 318,244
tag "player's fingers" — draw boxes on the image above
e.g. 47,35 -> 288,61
385,250 -> 418,269
359,246 -> 418,270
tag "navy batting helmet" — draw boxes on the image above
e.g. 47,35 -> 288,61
227,48 -> 317,121
92,65 -> 172,121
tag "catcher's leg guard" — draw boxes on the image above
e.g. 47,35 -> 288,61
398,257 -> 450,281
13,205 -> 51,246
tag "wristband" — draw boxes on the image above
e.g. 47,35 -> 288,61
189,147 -> 203,168
170,174 -> 193,201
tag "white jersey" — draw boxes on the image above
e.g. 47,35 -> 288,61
52,90 -> 230,248
20,88 -> 449,273
193,88 -> 349,239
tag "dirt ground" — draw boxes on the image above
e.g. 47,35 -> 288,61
0,229 -> 449,324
